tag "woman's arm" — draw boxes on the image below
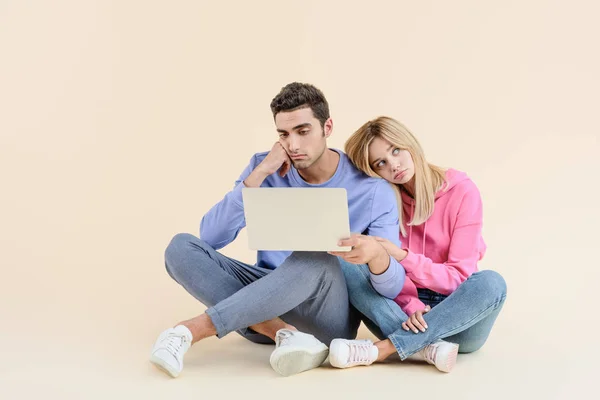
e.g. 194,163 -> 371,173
372,238 -> 425,315
394,276 -> 427,316
398,188 -> 484,295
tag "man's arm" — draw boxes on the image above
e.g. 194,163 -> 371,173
330,180 -> 429,314
198,155 -> 258,250
363,179 -> 407,298
199,142 -> 292,250
365,180 -> 428,312
331,180 -> 407,296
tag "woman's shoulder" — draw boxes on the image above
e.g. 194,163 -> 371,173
441,168 -> 481,198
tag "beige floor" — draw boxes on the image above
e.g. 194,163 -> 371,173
1,1 -> 598,399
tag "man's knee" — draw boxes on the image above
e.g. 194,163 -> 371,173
286,251 -> 341,281
164,233 -> 210,279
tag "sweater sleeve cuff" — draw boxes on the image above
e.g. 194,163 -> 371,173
370,256 -> 404,299
370,255 -> 397,282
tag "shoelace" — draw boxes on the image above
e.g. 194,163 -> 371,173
348,341 -> 373,364
276,330 -> 294,347
164,332 -> 189,356
423,343 -> 438,364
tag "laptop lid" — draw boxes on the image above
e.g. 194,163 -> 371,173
241,187 -> 352,252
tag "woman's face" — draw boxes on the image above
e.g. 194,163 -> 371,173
368,136 -> 415,185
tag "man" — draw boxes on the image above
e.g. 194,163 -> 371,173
150,82 -> 406,377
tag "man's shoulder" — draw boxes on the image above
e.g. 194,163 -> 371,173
338,150 -> 387,186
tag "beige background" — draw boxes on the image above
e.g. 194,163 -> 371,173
1,1 -> 598,399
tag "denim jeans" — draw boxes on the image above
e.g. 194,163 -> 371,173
164,233 -> 361,345
339,261 -> 507,359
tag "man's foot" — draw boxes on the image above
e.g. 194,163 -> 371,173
269,329 -> 329,377
415,340 -> 459,373
329,339 -> 379,369
150,325 -> 193,377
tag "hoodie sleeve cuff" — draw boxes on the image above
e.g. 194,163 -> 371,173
402,297 -> 427,316
400,248 -> 419,272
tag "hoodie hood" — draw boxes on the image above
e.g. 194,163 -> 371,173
400,168 -> 470,206
400,169 -> 471,255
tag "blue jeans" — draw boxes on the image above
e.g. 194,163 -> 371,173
339,261 -> 507,360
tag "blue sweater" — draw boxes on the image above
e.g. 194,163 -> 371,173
199,148 -> 406,299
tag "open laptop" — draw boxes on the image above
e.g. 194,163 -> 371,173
241,187 -> 352,252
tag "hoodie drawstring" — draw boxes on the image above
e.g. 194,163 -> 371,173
407,200 -> 426,255
408,202 -> 414,251
422,220 -> 427,255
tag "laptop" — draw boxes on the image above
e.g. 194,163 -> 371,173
241,187 -> 352,252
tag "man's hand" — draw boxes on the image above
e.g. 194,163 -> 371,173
402,305 -> 431,333
244,142 -> 292,187
258,142 -> 292,177
328,234 -> 390,274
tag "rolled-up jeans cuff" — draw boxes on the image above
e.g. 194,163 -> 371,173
388,335 -> 408,360
206,307 -> 228,338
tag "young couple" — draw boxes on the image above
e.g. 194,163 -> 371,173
149,82 -> 507,378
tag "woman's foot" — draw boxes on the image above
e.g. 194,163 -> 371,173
415,340 -> 459,372
329,338 -> 459,373
328,339 -> 379,368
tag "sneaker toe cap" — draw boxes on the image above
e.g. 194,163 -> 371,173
151,349 -> 181,373
328,340 -> 350,368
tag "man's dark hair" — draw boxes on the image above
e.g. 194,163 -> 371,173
270,82 -> 330,128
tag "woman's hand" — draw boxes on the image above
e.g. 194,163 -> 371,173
373,236 -> 408,261
402,305 -> 431,333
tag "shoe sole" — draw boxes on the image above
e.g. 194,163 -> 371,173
150,354 -> 180,378
270,345 -> 329,377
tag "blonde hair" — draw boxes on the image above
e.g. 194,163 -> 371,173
344,116 -> 447,237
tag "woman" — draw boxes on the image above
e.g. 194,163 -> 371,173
328,116 -> 507,373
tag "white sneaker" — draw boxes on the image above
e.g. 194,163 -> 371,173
329,339 -> 379,368
150,325 -> 193,377
416,340 -> 459,372
269,329 -> 329,376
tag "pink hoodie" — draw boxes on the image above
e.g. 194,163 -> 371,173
393,169 -> 487,316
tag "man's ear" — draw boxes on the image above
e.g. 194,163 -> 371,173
323,117 -> 333,138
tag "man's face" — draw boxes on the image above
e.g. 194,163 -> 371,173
275,107 -> 332,170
